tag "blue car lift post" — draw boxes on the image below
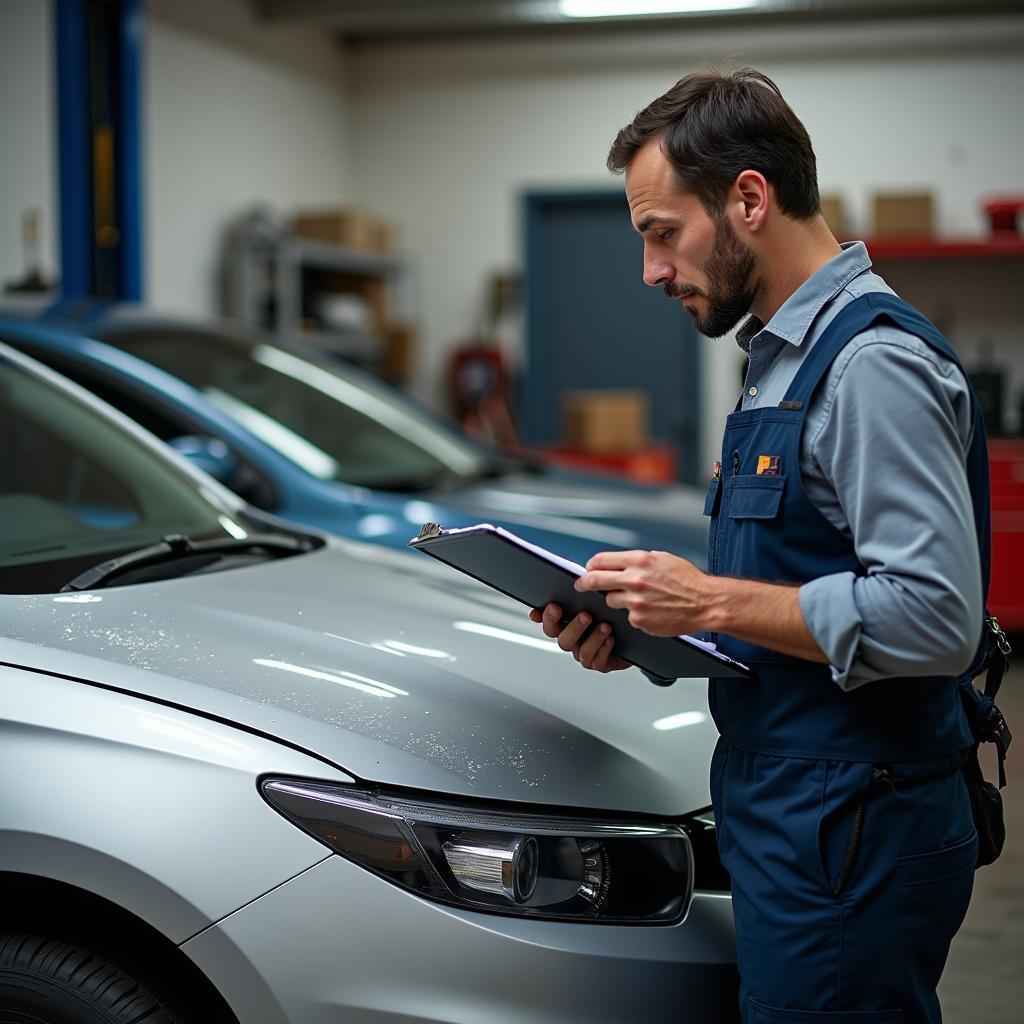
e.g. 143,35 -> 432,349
55,0 -> 144,320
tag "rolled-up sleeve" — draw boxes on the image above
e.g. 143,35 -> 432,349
797,332 -> 982,691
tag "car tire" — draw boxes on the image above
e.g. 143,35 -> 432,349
0,932 -> 184,1024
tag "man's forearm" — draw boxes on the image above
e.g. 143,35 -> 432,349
705,576 -> 828,664
577,550 -> 830,664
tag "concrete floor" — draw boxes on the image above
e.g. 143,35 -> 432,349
938,649 -> 1024,1023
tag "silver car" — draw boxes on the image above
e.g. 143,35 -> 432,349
0,343 -> 737,1022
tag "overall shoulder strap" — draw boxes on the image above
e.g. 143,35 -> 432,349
782,293 -> 955,407
783,292 -> 993,673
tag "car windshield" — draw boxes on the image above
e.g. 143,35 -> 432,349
97,326 -> 490,490
0,351 -> 250,594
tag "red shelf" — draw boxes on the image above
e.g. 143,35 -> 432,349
854,236 -> 1024,261
537,444 -> 677,484
988,439 -> 1024,631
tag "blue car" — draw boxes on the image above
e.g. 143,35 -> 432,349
0,310 -> 708,566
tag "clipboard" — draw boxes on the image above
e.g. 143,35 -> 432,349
409,522 -> 751,680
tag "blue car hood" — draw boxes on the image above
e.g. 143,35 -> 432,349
326,474 -> 708,571
433,469 -> 709,559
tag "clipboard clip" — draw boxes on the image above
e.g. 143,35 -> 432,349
416,522 -> 444,541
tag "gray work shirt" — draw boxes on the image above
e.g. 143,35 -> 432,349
735,242 -> 982,691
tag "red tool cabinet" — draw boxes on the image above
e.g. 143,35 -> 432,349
989,439 -> 1024,630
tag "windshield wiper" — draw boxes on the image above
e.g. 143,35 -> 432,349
61,532 -> 314,592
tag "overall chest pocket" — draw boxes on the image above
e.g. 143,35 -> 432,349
727,474 -> 786,519
703,478 -> 720,517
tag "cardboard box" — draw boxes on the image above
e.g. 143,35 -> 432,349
380,325 -> 415,384
872,192 -> 934,237
819,193 -> 847,238
292,209 -> 394,251
562,390 -> 649,454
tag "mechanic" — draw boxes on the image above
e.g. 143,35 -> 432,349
529,68 -> 990,1023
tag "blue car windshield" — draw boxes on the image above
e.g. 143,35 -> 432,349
100,327 -> 490,490
0,355 -> 248,594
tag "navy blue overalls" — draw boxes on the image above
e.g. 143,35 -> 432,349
704,293 -> 991,1023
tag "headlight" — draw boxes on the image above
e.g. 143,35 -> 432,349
688,809 -> 730,892
261,778 -> 694,924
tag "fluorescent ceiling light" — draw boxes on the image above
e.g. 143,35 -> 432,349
381,640 -> 454,659
453,621 -> 563,653
652,710 -> 708,731
253,345 -> 482,477
254,658 -> 409,699
217,514 -> 249,540
559,0 -> 759,17
204,387 -> 339,480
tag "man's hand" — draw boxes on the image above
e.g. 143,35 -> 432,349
527,603 -> 631,673
575,550 -> 711,636
529,549 -> 828,669
575,548 -> 828,663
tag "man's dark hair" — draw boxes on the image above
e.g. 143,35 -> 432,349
607,68 -> 820,219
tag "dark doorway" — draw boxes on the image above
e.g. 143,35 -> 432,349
523,191 -> 700,484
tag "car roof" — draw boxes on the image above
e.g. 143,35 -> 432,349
0,314 -> 306,482
30,302 -> 478,448
0,336 -> 249,515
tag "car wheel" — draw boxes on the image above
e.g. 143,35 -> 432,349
0,933 -> 184,1024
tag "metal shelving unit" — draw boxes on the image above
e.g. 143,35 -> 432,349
226,215 -> 417,378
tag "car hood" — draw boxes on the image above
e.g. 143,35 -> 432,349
435,469 -> 709,561
0,541 -> 717,818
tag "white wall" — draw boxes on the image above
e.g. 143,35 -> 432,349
0,0 -> 56,297
146,0 -> 354,314
4,5 -> 1023,447
0,0 -> 354,318
348,15 -> 1024,459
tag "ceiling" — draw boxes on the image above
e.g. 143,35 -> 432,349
251,0 -> 1024,45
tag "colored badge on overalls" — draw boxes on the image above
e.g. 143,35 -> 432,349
712,461 -> 722,481
756,455 -> 781,476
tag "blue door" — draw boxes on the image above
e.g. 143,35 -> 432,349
523,191 -> 700,484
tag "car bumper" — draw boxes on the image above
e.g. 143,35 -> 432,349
182,853 -> 738,1023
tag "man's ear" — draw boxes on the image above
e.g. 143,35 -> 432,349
732,170 -> 769,233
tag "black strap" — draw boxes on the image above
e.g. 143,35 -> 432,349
983,613 -> 1012,701
976,613 -> 1013,788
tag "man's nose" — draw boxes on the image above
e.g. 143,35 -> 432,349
642,250 -> 673,287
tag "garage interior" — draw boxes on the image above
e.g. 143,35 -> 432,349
1,0 -> 1022,1020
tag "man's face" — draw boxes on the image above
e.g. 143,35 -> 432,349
625,138 -> 757,338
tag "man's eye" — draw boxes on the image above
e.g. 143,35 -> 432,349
658,229 -> 675,242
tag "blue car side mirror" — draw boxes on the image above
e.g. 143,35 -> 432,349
168,435 -> 238,483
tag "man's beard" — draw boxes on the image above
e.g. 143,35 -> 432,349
665,214 -> 757,338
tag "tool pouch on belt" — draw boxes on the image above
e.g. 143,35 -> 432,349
959,613 -> 1013,868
